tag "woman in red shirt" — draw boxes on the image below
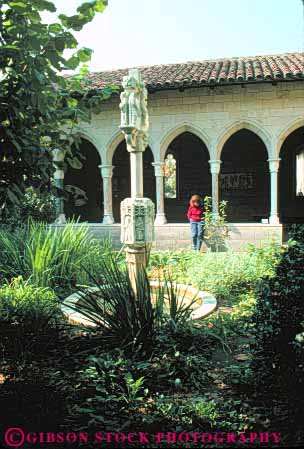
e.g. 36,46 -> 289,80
187,194 -> 204,251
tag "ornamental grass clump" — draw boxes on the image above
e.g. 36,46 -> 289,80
0,220 -> 116,293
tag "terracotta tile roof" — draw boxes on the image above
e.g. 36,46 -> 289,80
87,52 -> 303,91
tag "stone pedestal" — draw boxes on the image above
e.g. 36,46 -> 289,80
121,197 -> 155,290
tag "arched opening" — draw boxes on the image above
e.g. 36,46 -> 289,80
64,139 -> 103,222
112,141 -> 156,222
220,129 -> 270,222
164,131 -> 211,223
279,126 -> 304,224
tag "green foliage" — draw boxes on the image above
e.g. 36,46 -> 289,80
70,352 -> 144,428
252,225 -> 304,388
1,187 -> 56,229
67,261 -> 156,357
0,276 -> 63,358
154,279 -> 198,328
150,241 -> 281,302
0,220 -> 116,292
203,196 -> 229,252
0,0 -> 118,219
251,225 -> 304,436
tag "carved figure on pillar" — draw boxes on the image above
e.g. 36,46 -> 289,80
119,69 -> 149,153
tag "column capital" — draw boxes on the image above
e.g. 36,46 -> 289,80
208,159 -> 222,175
99,164 -> 114,178
152,161 -> 165,177
268,158 -> 281,173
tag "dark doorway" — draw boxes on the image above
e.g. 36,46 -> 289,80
64,139 -> 103,222
112,141 -> 156,222
164,132 -> 211,223
220,129 -> 270,222
279,126 -> 304,224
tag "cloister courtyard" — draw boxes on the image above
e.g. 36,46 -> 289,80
0,1 -> 304,448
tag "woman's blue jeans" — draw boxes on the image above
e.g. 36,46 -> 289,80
190,220 -> 203,251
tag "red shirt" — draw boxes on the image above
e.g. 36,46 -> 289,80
187,205 -> 204,222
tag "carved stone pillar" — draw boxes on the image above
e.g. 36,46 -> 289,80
268,158 -> 281,224
208,159 -> 222,217
100,164 -> 114,225
121,198 -> 155,289
119,69 -> 155,292
52,149 -> 66,224
152,161 -> 167,225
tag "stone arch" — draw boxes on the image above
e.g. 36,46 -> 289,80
105,130 -> 125,165
71,129 -> 103,158
215,120 -> 272,159
106,130 -> 157,164
277,117 -> 304,158
159,122 -> 211,161
219,127 -> 270,222
161,128 -> 211,223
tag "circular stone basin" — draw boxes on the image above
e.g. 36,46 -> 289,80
62,282 -> 217,327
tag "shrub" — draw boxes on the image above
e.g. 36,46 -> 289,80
0,187 -> 56,230
149,241 -> 281,303
251,225 -> 304,439
203,196 -> 230,252
0,277 -> 63,359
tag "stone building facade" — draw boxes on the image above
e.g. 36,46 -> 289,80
61,52 -> 304,250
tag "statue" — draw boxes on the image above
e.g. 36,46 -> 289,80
119,69 -> 149,152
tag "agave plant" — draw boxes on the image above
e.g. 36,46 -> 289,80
154,278 -> 199,328
64,258 -> 155,357
65,259 -> 200,357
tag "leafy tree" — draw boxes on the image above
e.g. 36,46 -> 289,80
0,0 -> 118,220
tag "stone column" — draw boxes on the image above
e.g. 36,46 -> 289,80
208,159 -> 222,217
268,158 -> 281,224
52,149 -> 66,224
100,164 -> 114,225
152,161 -> 167,225
130,152 -> 143,198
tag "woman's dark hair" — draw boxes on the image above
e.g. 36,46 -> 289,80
189,194 -> 203,207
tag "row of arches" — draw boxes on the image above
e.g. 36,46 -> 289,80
106,117 -> 304,163
64,124 -> 304,224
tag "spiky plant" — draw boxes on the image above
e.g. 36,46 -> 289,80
65,258 -> 155,357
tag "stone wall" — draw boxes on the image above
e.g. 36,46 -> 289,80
84,223 -> 283,252
76,80 -> 304,163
